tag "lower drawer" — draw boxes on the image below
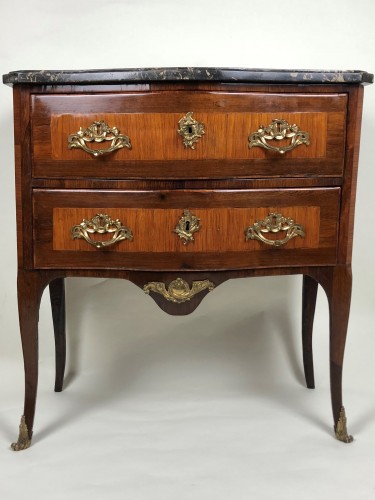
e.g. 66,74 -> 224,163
33,188 -> 340,270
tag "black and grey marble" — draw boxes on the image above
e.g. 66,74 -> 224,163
3,67 -> 374,86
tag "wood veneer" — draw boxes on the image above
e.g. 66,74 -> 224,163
31,92 -> 346,179
33,188 -> 339,269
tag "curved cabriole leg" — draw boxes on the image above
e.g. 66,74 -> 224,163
302,275 -> 318,389
49,278 -> 66,392
11,270 -> 47,451
328,266 -> 353,443
309,266 -> 354,443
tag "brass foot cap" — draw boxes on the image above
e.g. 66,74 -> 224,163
334,407 -> 354,444
335,433 -> 354,444
11,416 -> 32,451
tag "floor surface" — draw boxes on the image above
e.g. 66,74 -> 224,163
1,277 -> 374,500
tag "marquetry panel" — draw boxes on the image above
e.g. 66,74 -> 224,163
33,188 -> 340,269
53,206 -> 319,253
31,92 -> 347,179
48,112 -> 329,161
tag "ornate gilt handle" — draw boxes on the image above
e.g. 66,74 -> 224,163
178,112 -> 205,149
71,213 -> 133,249
248,118 -> 310,154
68,120 -> 132,157
245,212 -> 305,247
143,278 -> 215,303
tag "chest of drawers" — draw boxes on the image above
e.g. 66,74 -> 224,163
3,67 -> 373,450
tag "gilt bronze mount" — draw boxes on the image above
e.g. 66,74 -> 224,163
334,407 -> 353,443
143,278 -> 215,303
11,415 -> 31,451
68,120 -> 131,157
177,112 -> 205,149
249,118 -> 310,154
71,213 -> 133,249
174,210 -> 201,244
245,212 -> 305,247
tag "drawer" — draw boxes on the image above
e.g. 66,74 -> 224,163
31,92 -> 347,179
33,188 -> 340,270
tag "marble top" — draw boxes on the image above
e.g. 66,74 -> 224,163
3,67 -> 374,86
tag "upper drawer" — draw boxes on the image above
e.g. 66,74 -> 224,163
31,92 -> 347,179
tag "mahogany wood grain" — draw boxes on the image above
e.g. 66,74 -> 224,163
17,270 -> 49,441
302,275 -> 318,389
13,86 -> 23,266
32,158 -> 346,181
32,91 -> 347,114
337,86 -> 364,264
49,278 -> 66,392
306,265 -> 352,427
34,249 -> 339,272
14,87 -> 34,268
26,82 -> 353,95
149,83 -> 354,94
31,177 -> 343,190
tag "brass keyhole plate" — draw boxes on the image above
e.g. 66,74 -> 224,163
174,210 -> 201,244
177,112 -> 205,149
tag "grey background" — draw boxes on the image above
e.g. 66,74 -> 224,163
0,1 -> 375,498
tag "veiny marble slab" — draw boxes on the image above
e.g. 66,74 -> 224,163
3,67 -> 374,86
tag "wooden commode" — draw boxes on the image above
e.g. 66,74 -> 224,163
2,67 -> 373,449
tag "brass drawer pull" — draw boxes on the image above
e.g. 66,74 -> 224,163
248,118 -> 310,154
71,213 -> 133,248
174,210 -> 201,244
245,212 -> 305,247
144,277 -> 215,303
178,112 -> 205,149
68,120 -> 132,157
